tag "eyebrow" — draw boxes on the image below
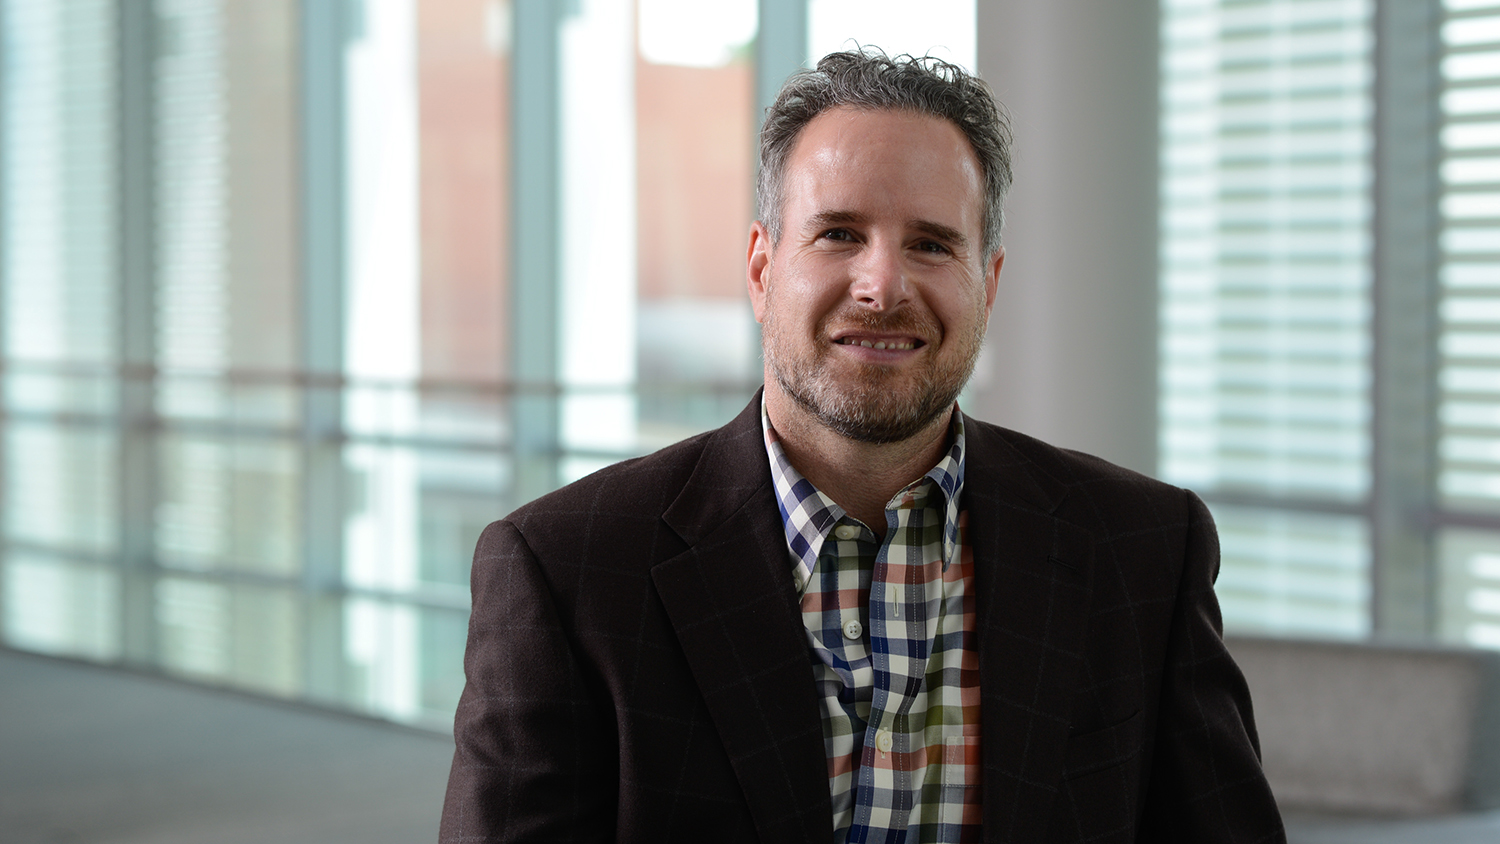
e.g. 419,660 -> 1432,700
910,220 -> 969,249
805,210 -> 970,250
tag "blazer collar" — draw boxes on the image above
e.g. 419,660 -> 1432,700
653,399 -> 1094,843
652,393 -> 835,843
961,413 -> 1096,841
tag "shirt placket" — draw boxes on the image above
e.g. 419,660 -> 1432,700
848,488 -> 938,843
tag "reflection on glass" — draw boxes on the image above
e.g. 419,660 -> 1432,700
558,0 -> 639,469
338,597 -> 465,725
2,0 -> 118,367
635,0 -> 760,450
2,555 -> 119,660
156,436 -> 301,575
6,425 -> 117,554
155,0 -> 299,387
156,578 -> 302,697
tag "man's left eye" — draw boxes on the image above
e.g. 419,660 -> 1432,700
916,241 -> 950,255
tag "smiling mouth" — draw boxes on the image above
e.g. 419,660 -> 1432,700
835,337 -> 921,351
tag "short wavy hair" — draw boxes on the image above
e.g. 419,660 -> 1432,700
757,48 -> 1013,258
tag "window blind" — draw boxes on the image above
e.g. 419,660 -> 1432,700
1437,0 -> 1500,648
1159,0 -> 1374,637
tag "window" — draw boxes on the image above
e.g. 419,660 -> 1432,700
1159,0 -> 1375,638
0,0 -> 977,727
1162,0 -> 1500,648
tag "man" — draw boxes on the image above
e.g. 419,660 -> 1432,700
441,50 -> 1284,843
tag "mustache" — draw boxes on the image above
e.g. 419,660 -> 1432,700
817,306 -> 939,340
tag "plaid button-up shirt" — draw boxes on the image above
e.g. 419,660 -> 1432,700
763,403 -> 981,844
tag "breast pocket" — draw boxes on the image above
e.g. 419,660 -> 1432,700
1052,711 -> 1143,843
1064,709 -> 1141,778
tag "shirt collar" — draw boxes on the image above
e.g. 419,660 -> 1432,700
761,398 -> 967,586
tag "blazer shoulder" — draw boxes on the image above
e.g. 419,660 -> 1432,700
495,427 -> 718,542
965,416 -> 1202,528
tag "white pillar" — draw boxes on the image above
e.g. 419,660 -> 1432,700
970,1 -> 1159,476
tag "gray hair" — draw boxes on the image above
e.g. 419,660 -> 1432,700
757,48 -> 1013,259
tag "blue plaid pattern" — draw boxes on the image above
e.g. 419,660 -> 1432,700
763,402 -> 981,843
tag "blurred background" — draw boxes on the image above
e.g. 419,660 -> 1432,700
2,0 -> 1499,840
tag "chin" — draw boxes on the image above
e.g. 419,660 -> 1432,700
788,377 -> 960,445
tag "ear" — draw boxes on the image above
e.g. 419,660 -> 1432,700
746,221 -> 774,324
982,245 -> 1004,322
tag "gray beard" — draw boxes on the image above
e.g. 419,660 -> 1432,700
762,309 -> 981,445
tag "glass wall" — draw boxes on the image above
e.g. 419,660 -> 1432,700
1159,0 -> 1375,638
1162,0 -> 1500,647
1437,0 -> 1500,648
0,0 -> 977,727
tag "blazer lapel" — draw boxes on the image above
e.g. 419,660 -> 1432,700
650,397 -> 834,843
962,416 -> 1095,843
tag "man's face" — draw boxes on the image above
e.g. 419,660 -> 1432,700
747,106 -> 1003,444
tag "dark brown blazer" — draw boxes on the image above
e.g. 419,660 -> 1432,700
440,396 -> 1285,843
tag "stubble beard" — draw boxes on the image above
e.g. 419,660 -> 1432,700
762,303 -> 985,445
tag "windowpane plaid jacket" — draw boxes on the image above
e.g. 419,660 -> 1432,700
440,394 -> 1285,843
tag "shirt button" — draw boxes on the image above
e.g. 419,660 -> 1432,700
842,618 -> 863,640
876,730 -> 894,753
833,524 -> 860,540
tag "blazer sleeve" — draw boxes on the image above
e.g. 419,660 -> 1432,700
439,520 -> 616,843
1137,490 -> 1287,843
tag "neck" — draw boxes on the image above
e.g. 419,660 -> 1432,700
765,384 -> 953,537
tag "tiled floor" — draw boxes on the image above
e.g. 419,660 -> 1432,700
4,647 -> 1499,843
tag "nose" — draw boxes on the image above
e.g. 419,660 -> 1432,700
848,239 -> 912,311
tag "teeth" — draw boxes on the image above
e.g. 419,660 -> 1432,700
841,338 -> 915,350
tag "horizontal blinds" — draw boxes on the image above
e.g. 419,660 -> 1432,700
1,0 -> 117,364
155,0 -> 229,375
1160,0 -> 1374,637
0,1 -> 124,660
1437,0 -> 1500,651
1439,0 -> 1500,508
1161,0 -> 1373,500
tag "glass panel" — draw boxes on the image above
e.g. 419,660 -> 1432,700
158,377 -> 300,427
558,0 -> 639,463
417,0 -> 510,385
343,0 -> 512,602
156,435 -> 301,576
417,450 -> 508,588
338,598 -> 464,727
419,606 -> 469,720
807,0 -> 976,70
5,423 -> 117,555
1,0 -> 117,366
156,577 -> 302,696
1159,0 -> 1374,502
1438,528 -> 1500,648
1211,504 -> 1371,638
635,0 -> 761,450
154,0 -> 300,409
4,370 -> 115,416
341,596 -> 420,720
1,554 -> 119,660
345,443 -> 505,592
1438,0 -> 1500,510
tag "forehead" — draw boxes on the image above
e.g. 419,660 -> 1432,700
781,107 -> 984,230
